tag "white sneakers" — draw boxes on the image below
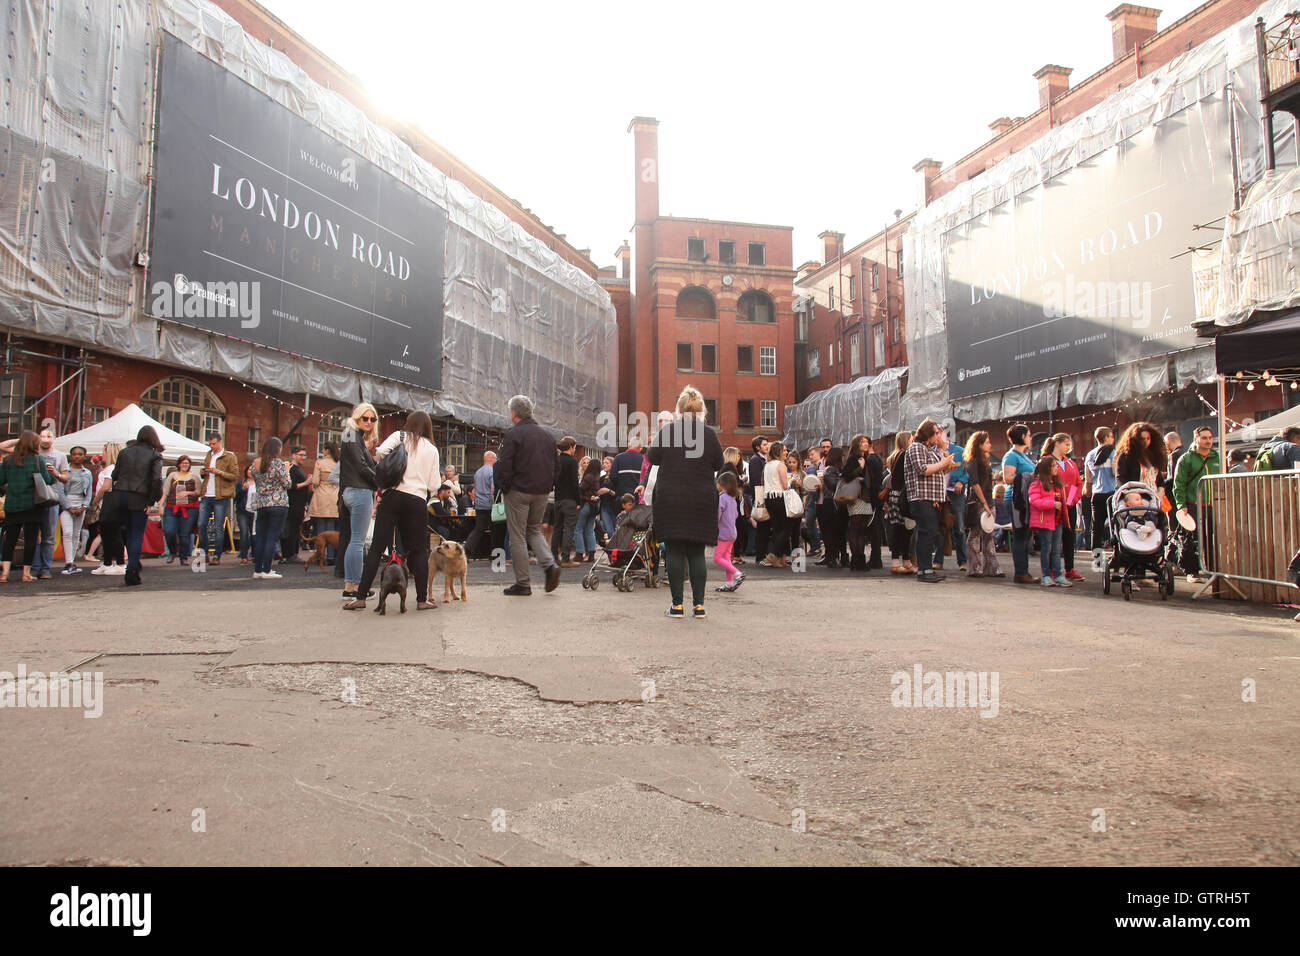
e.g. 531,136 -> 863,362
91,564 -> 125,576
253,571 -> 283,580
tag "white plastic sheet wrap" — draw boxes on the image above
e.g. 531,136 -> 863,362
900,0 -> 1296,425
0,0 -> 616,446
1201,166 -> 1300,325
782,366 -> 907,449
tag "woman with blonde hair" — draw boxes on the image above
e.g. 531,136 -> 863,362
338,402 -> 380,598
886,430 -> 916,574
647,385 -> 724,618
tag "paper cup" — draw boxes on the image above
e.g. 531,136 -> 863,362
1176,510 -> 1197,532
980,511 -> 997,534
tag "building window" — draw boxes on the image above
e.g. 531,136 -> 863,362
140,376 -> 226,442
748,242 -> 765,266
891,315 -> 900,343
247,427 -> 261,457
759,346 -> 776,376
849,275 -> 857,303
828,286 -> 835,311
700,344 -> 717,373
719,240 -> 736,265
677,343 -> 694,371
445,444 -> 466,475
849,331 -> 862,377
737,290 -> 774,323
89,406 -> 110,424
897,248 -> 903,277
807,349 -> 820,378
677,286 -> 716,320
737,400 -> 755,428
827,343 -> 834,366
871,262 -> 879,291
796,313 -> 808,342
704,398 -> 718,426
760,401 -> 777,430
317,410 -> 346,457
688,237 -> 706,261
873,324 -> 885,370
737,345 -> 754,373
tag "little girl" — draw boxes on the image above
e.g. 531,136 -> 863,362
1027,457 -> 1070,588
714,472 -> 745,592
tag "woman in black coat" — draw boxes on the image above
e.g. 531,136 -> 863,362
112,425 -> 165,587
646,386 -> 724,619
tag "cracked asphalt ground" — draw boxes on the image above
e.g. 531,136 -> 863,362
1,554 -> 1297,865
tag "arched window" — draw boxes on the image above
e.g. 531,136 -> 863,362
676,286 -> 716,320
317,410 -> 347,457
738,290 -> 775,323
140,376 -> 226,441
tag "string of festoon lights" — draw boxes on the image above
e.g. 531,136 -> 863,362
1006,383 -> 1184,427
228,376 -> 505,443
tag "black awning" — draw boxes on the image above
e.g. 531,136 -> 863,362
1214,309 -> 1300,375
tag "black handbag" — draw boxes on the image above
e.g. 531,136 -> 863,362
373,433 -> 408,490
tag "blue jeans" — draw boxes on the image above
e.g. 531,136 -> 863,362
119,495 -> 149,574
576,502 -> 599,555
237,508 -> 254,559
1012,524 -> 1031,577
314,517 -> 338,559
803,499 -> 822,551
254,506 -> 288,574
600,501 -> 617,545
943,489 -> 967,568
1037,526 -> 1063,579
32,504 -> 59,574
162,507 -> 198,561
342,487 -> 373,584
198,497 -> 231,557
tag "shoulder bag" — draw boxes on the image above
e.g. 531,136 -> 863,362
491,490 -> 507,524
373,432 -> 408,490
32,465 -> 58,507
784,485 -> 804,518
751,485 -> 769,522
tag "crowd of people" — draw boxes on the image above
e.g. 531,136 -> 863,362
4,399 -> 1298,609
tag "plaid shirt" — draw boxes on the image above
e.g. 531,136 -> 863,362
904,440 -> 947,504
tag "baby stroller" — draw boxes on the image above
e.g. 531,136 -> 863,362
582,503 -> 660,592
1100,481 -> 1174,600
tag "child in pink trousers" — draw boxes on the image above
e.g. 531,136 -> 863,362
714,472 -> 745,592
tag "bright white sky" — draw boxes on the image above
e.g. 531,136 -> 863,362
258,0 -> 1207,269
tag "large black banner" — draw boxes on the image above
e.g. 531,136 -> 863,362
943,94 -> 1234,400
149,34 -> 445,390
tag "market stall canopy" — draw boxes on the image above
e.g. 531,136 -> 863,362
51,404 -> 210,461
1213,309 -> 1300,377
1224,404 -> 1300,446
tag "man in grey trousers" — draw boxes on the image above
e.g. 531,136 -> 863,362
495,395 -> 562,596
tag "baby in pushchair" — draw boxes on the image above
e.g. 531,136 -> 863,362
1102,481 -> 1173,598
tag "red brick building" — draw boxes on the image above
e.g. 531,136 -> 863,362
625,118 -> 795,450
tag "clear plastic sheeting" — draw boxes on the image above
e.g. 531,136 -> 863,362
1198,167 -> 1300,327
0,0 -> 616,447
782,366 -> 906,449
901,0 -> 1296,425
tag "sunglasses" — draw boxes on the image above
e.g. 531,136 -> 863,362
360,416 -> 377,423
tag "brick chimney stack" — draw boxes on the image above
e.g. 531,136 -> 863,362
818,231 -> 845,264
1107,4 -> 1160,60
628,116 -> 659,226
1034,65 -> 1072,109
989,117 -> 1014,138
615,242 -> 631,280
912,158 -> 943,206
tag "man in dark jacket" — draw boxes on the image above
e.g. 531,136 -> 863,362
496,394 -> 561,595
113,429 -> 165,587
552,437 -> 581,567
747,436 -> 771,562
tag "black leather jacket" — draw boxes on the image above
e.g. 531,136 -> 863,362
339,434 -> 376,492
113,443 -> 163,509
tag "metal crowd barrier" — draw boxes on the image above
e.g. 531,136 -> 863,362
1195,470 -> 1300,621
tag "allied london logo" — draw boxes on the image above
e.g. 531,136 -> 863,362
151,273 -> 261,330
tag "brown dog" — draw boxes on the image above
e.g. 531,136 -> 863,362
304,531 -> 340,573
427,532 -> 468,603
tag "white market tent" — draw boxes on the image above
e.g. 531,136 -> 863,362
1224,404 -> 1300,447
51,403 -> 209,461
